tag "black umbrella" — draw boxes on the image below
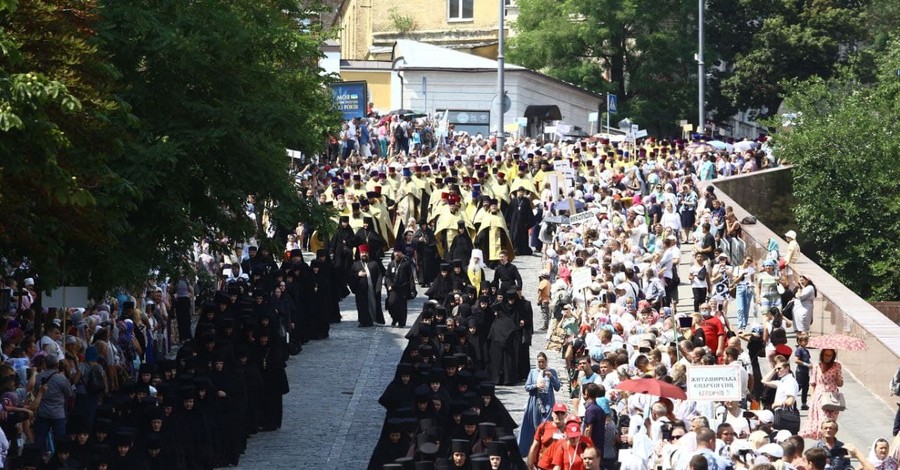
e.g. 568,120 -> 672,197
389,108 -> 415,116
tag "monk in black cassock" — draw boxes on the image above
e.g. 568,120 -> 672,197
487,289 -> 521,386
307,259 -> 332,338
348,244 -> 385,327
414,219 -> 440,286
355,216 -> 387,260
450,259 -> 470,291
447,220 -> 473,263
425,263 -> 455,304
384,246 -> 416,328
491,251 -> 522,293
329,216 -> 357,280
505,187 -> 535,256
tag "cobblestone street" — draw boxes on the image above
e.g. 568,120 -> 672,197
235,252 -> 550,470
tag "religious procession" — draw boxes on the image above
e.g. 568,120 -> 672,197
2,107 -> 895,470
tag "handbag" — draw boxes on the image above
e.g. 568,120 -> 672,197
773,405 -> 801,433
821,391 -> 846,411
782,299 -> 795,321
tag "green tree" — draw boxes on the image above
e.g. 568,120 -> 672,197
708,0 -> 867,122
773,40 -> 900,300
508,0 -> 697,134
0,0 -> 140,290
94,0 -> 339,286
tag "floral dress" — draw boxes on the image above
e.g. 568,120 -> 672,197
800,361 -> 843,439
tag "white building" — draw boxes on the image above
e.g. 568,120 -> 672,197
388,40 -> 603,137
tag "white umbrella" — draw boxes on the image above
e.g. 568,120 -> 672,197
734,140 -> 759,152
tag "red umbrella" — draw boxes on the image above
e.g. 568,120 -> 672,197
615,378 -> 687,400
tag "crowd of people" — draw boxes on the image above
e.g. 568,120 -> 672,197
1,108 -> 892,470
0,247 -> 344,469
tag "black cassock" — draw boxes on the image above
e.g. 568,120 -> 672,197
505,196 -> 535,255
447,230 -> 473,263
330,227 -> 357,276
515,297 -> 534,381
253,338 -> 289,431
425,271 -> 455,304
348,258 -> 386,326
384,257 -> 415,327
413,226 -> 439,286
492,262 -> 523,293
487,301 -> 519,386
355,228 -> 387,260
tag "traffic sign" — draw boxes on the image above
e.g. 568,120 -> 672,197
608,94 -> 618,114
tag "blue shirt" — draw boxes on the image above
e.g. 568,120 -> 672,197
795,346 -> 811,371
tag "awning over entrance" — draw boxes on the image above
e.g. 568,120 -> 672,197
524,105 -> 562,121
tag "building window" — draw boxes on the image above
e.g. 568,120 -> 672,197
448,0 -> 473,20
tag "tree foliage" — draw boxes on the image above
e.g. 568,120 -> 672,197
772,40 -> 900,300
707,0 -> 867,122
1,0 -> 339,293
508,0 -> 697,134
0,0 -> 137,290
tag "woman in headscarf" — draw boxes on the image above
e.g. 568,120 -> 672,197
517,352 -> 561,456
869,438 -> 898,470
117,319 -> 142,381
252,327 -> 289,432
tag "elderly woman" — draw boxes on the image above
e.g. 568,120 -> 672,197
868,438 -> 898,470
518,352 -> 561,456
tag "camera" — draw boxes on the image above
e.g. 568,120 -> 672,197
660,423 -> 673,441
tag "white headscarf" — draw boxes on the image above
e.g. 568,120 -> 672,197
869,439 -> 898,470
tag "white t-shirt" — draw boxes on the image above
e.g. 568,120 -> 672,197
774,374 -> 800,406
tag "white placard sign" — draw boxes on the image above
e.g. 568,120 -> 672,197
571,268 -> 593,292
567,209 -> 599,225
42,286 -> 89,309
552,160 -> 575,179
686,365 -> 743,401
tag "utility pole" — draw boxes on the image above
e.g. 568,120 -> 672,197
496,0 -> 506,152
697,0 -> 705,134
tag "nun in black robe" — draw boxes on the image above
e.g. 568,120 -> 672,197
252,327 -> 289,431
487,291 -> 520,386
314,249 -> 347,324
447,221 -> 474,263
425,263 -> 455,304
378,363 -> 415,411
367,418 -> 411,470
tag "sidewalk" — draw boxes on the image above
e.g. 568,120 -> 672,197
674,244 -> 895,450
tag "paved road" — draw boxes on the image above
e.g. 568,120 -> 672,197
236,246 -> 893,469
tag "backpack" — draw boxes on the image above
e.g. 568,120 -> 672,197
393,123 -> 406,140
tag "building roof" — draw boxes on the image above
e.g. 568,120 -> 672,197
392,40 -> 525,71
391,40 -> 603,101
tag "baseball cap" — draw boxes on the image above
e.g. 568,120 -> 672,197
758,443 -> 784,459
552,403 -> 567,413
755,409 -> 774,424
773,429 -> 793,443
565,422 -> 582,438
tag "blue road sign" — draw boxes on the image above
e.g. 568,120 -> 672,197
608,94 -> 618,114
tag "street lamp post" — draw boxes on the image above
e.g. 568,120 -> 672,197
496,0 -> 505,152
697,0 -> 705,134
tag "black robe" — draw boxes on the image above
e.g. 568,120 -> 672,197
425,272 -> 455,304
253,340 -> 289,431
505,196 -> 535,255
355,227 -> 387,260
330,226 -> 357,275
447,231 -> 474,264
515,298 -> 534,381
384,257 -> 415,327
487,301 -> 519,386
492,263 -> 523,293
414,226 -> 440,285
348,258 -> 386,326
306,270 -> 332,339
